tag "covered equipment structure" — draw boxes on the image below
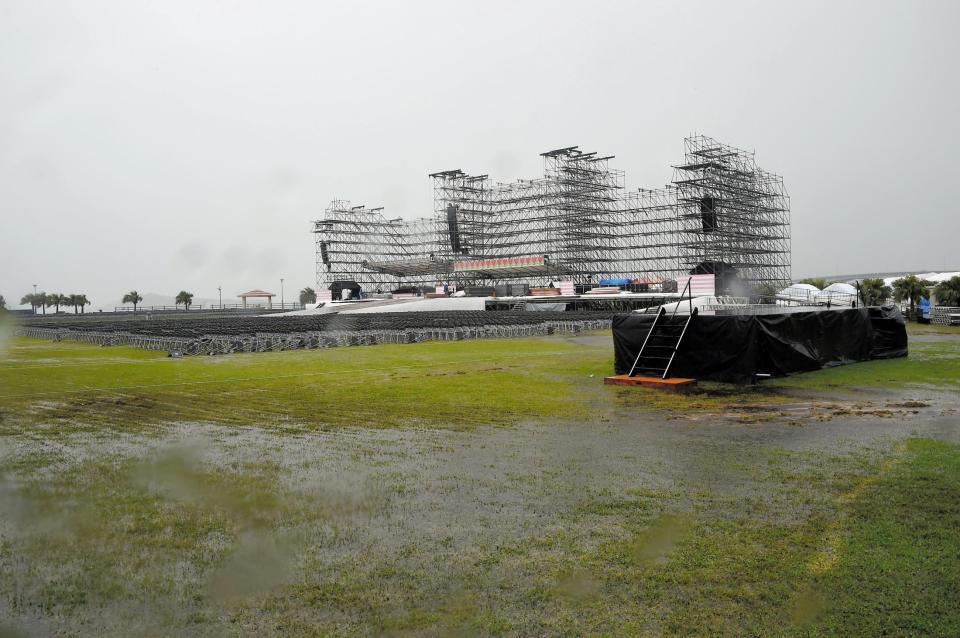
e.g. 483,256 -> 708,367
612,306 -> 907,383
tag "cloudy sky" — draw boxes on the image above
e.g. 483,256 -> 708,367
2,0 -> 958,309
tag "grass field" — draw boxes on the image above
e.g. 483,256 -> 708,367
1,325 -> 958,636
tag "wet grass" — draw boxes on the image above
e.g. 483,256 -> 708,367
766,337 -> 960,391
0,444 -> 382,633
2,432 -> 957,636
0,336 -> 614,433
909,322 -> 960,335
3,322 -> 955,436
802,438 -> 960,637
0,334 -> 794,435
1,329 -> 958,635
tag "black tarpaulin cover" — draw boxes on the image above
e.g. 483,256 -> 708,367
612,306 -> 907,383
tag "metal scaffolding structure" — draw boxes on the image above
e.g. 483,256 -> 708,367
313,199 -> 438,292
312,135 -> 791,294
672,135 -> 791,293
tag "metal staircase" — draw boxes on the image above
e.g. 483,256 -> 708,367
628,306 -> 698,379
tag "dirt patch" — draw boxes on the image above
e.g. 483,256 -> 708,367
557,332 -> 612,348
887,399 -> 931,408
33,393 -> 158,422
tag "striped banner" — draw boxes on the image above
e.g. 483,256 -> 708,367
676,274 -> 715,296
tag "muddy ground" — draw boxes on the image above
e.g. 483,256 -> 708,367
2,387 -> 956,633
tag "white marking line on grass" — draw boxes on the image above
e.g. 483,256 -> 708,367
5,359 -> 169,370
0,350 -> 577,399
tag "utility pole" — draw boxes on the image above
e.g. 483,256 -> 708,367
280,278 -> 285,307
218,286 -> 222,309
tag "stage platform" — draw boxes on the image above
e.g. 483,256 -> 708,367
603,375 -> 697,391
612,306 -> 908,384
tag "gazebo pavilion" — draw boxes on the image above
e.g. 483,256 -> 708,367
238,289 -> 276,308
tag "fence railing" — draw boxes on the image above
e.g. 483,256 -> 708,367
110,303 -> 304,312
768,290 -> 860,307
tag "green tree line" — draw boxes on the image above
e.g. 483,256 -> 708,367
20,292 -> 91,315
932,276 -> 960,307
859,275 -> 960,313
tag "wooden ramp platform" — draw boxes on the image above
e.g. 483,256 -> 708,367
603,374 -> 697,392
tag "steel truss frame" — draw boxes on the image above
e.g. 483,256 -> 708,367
313,199 -> 438,293
312,136 -> 791,293
672,135 -> 791,293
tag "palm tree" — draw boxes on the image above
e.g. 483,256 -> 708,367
34,292 -> 47,315
20,293 -> 38,314
0,295 -> 6,311
43,292 -> 61,314
800,277 -> 829,290
65,294 -> 89,314
175,290 -> 194,310
299,287 -> 316,306
122,290 -> 143,311
892,275 -> 934,317
934,275 -> 960,307
858,278 -> 892,306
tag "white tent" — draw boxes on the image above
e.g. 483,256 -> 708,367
816,282 -> 859,306
777,283 -> 819,302
822,282 -> 857,295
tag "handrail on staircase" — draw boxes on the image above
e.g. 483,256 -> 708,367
663,307 -> 698,379
672,276 -> 693,321
628,306 -> 665,377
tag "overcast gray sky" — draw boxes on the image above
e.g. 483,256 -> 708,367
2,0 -> 958,309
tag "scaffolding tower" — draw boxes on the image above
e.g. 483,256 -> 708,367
672,135 -> 791,293
312,136 -> 791,294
